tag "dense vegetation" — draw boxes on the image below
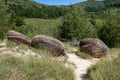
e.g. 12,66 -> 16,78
58,6 -> 98,41
1,0 -> 66,19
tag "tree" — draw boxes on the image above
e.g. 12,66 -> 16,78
98,8 -> 120,47
0,3 -> 11,39
58,7 -> 97,41
0,2 -> 25,40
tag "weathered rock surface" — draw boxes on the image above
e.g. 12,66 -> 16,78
31,35 -> 66,56
79,38 -> 109,58
7,30 -> 31,45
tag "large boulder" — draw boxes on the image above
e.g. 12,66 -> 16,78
7,30 -> 31,45
31,35 -> 66,56
79,38 -> 109,58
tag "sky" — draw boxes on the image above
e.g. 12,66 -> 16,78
34,0 -> 87,5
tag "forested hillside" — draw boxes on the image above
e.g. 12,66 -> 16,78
0,0 -> 66,18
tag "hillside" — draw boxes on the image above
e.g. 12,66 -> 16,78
0,0 -> 66,19
73,1 -> 105,12
23,18 -> 61,38
74,0 -> 120,12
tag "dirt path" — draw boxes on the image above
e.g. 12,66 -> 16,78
66,53 -> 99,80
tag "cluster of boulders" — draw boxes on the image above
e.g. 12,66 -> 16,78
7,30 -> 66,56
7,30 -> 109,58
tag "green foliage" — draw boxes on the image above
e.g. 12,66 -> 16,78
104,0 -> 120,7
0,2 -> 25,40
88,55 -> 120,80
4,0 -> 66,19
0,56 -> 74,80
58,7 -> 97,41
84,0 -> 105,12
98,8 -> 120,47
0,3 -> 11,39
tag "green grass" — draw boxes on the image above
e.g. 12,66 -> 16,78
23,18 -> 61,38
87,49 -> 120,80
0,56 -> 74,80
76,50 -> 92,59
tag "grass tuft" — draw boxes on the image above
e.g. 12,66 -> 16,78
87,49 -> 120,80
76,50 -> 92,59
0,56 -> 75,80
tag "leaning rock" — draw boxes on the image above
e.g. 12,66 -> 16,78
31,35 -> 66,56
7,30 -> 31,45
79,38 -> 109,58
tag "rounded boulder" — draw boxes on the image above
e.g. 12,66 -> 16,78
31,35 -> 66,56
7,30 -> 31,45
79,38 -> 109,58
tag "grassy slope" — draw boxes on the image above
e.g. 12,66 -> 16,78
87,49 -> 120,80
0,41 -> 75,80
24,18 -> 61,38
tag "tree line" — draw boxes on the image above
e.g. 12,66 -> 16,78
58,0 -> 120,48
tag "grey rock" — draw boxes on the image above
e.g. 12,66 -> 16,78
7,30 -> 31,45
31,35 -> 66,56
80,38 -> 109,58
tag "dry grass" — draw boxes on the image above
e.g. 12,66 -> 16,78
0,56 -> 75,80
0,40 -> 75,80
87,48 -> 120,80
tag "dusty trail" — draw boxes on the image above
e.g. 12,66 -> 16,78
67,53 -> 99,80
